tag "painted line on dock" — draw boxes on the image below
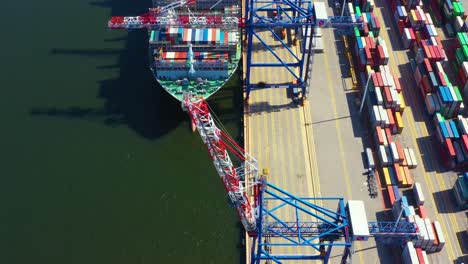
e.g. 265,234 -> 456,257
323,30 -> 365,264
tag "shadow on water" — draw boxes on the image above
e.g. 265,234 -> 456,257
33,0 -> 190,139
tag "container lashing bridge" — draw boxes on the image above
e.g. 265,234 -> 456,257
244,0 -> 363,105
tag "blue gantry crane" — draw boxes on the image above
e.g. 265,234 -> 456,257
182,93 -> 420,264
244,1 -> 362,104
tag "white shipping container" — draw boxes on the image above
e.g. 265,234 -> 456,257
456,16 -> 464,32
390,88 -> 399,107
378,106 -> 387,128
408,148 -> 418,169
375,87 -> 384,105
435,61 -> 444,74
390,142 -> 399,162
416,217 -> 429,249
424,219 -> 436,245
421,250 -> 429,264
462,61 -> 468,78
372,105 -> 381,127
426,13 -> 433,25
379,145 -> 389,166
402,28 -> 411,49
433,221 -> 445,251
347,200 -> 370,240
404,148 -> 413,168
461,117 -> 468,135
366,147 -> 375,169
402,241 -> 419,264
413,182 -> 425,205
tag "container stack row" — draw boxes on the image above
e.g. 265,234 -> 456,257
391,1 -> 468,169
429,0 -> 467,31
350,1 -> 419,208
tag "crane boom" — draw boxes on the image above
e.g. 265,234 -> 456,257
182,93 -> 259,236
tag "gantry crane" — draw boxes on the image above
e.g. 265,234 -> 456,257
182,93 -> 420,264
244,1 -> 363,104
107,2 -> 420,263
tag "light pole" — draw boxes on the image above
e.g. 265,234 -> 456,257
359,70 -> 374,115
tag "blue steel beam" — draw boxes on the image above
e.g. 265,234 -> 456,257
245,0 -> 314,101
251,179 -> 350,264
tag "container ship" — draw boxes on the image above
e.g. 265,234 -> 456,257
108,0 -> 241,101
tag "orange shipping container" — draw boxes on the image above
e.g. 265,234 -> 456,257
403,166 -> 413,187
385,128 -> 393,144
375,126 -> 384,145
393,163 -> 403,186
395,142 -> 405,163
418,205 -> 427,218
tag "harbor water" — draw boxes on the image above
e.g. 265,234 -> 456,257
0,0 -> 243,263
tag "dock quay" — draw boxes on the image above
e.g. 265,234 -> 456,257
243,1 -> 467,263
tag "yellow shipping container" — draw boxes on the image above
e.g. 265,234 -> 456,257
400,165 -> 407,187
395,111 -> 404,134
399,93 -> 406,113
383,167 -> 391,186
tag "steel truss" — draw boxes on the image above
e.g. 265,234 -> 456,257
182,93 -> 259,235
251,179 -> 351,264
244,0 -> 315,102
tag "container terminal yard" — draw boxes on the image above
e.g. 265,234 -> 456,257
108,0 -> 467,263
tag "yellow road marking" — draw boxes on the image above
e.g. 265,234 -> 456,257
323,30 -> 365,264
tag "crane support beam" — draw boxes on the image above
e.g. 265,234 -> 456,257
251,179 -> 351,264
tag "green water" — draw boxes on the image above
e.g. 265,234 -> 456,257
1,0 -> 243,263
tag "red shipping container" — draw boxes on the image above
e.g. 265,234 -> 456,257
378,72 -> 385,87
397,20 -> 405,34
418,205 -> 427,218
384,86 -> 393,106
394,163 -> 403,185
423,45 -> 431,59
445,138 -> 456,158
458,67 -> 467,86
438,72 -> 447,86
364,24 -> 369,35
387,187 -> 396,206
423,58 -> 433,72
394,76 -> 402,93
422,75 -> 431,94
378,45 -> 385,64
415,248 -> 426,264
372,73 -> 379,87
462,134 -> 468,153
375,15 -> 381,31
385,128 -> 393,144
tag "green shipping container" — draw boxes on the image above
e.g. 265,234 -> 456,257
463,32 -> 468,47
463,45 -> 468,60
458,32 -> 466,46
456,48 -> 465,65
355,6 -> 361,17
354,27 -> 360,37
454,86 -> 463,101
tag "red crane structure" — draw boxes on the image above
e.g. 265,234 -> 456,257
182,93 -> 260,236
